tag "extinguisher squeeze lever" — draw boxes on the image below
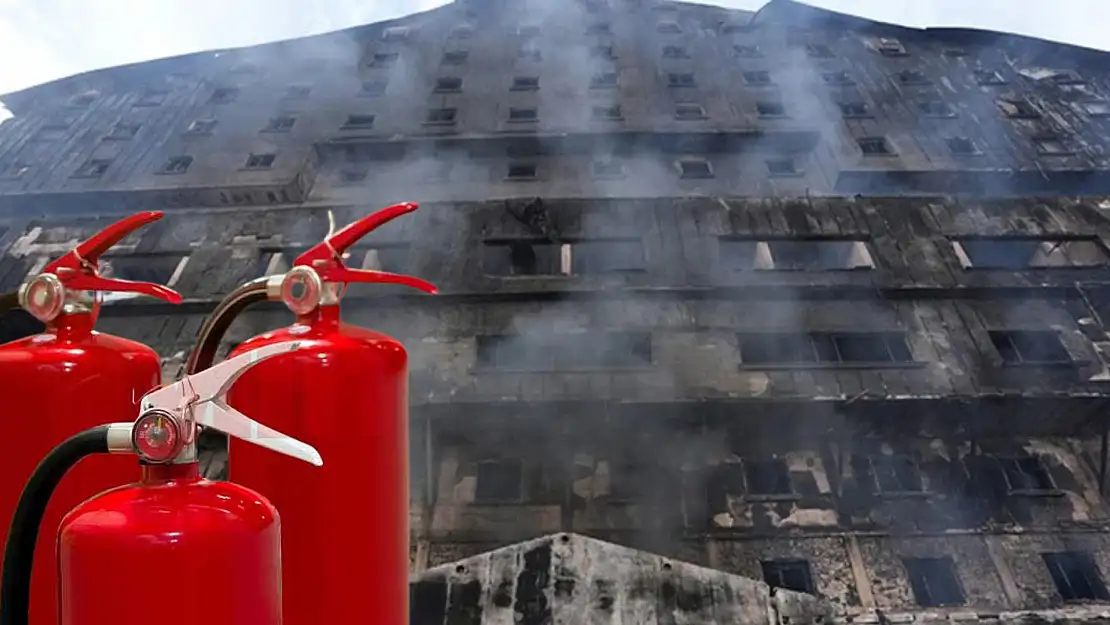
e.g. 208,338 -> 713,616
275,202 -> 438,315
18,211 -> 183,323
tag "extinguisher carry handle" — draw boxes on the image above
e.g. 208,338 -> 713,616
294,202 -> 438,294
40,211 -> 183,304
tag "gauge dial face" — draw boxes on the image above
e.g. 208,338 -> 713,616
133,412 -> 181,463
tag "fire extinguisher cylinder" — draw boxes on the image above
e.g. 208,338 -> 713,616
0,342 -> 321,625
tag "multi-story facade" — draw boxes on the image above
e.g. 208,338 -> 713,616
3,0 -> 1110,622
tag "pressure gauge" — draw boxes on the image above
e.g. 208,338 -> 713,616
19,273 -> 65,324
132,410 -> 184,464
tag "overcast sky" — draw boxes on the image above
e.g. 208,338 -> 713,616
0,0 -> 1106,97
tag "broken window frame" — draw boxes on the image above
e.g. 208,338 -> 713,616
208,87 -> 239,104
157,155 -> 193,175
105,122 -> 142,141
995,456 -> 1060,495
243,153 -> 276,170
952,236 -> 1110,269
858,136 -> 893,156
946,136 -> 981,156
481,238 -> 646,277
473,459 -> 525,504
738,331 -> 916,369
761,560 -> 816,593
988,330 -> 1074,367
342,114 -> 376,130
903,557 -> 966,607
678,158 -> 713,179
718,237 -> 877,272
876,38 -> 909,57
185,119 -> 217,135
72,158 -> 112,179
742,459 -> 795,499
261,116 -> 296,133
474,331 -> 653,371
1043,552 -> 1110,602
867,454 -> 927,496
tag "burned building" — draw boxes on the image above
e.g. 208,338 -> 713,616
3,0 -> 1110,622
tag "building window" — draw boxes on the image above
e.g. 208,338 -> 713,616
1035,136 -> 1071,155
989,331 -> 1071,365
947,137 -> 980,155
762,561 -> 816,593
244,153 -> 276,170
997,456 -> 1057,493
904,558 -> 964,607
370,52 -> 399,67
744,459 -> 793,496
73,159 -> 112,179
918,100 -> 955,118
592,105 -> 622,121
739,332 -> 913,367
508,107 -> 538,122
766,158 -> 799,176
1081,101 -> 1110,117
876,38 -> 908,56
476,332 -> 651,370
720,238 -> 874,271
590,72 -> 619,89
158,155 -> 193,175
591,159 -> 625,179
858,137 -> 892,155
512,76 -> 539,91
678,159 -> 713,179
482,239 -> 644,277
424,108 -> 457,125
1044,552 -> 1110,601
821,71 -> 855,86
283,85 -> 311,100
99,254 -> 185,286
974,69 -> 1006,85
667,73 -> 696,88
441,51 -> 469,65
186,119 -> 217,134
806,43 -> 834,58
744,71 -> 772,86
674,104 -> 706,120
474,459 -> 523,503
734,45 -> 762,58
952,237 -> 1109,269
361,80 -> 388,97
106,122 -> 141,140
135,89 -> 168,107
434,77 -> 462,93
656,21 -> 681,33
896,70 -> 931,86
590,45 -> 617,60
262,116 -> 295,133
840,102 -> 870,118
518,44 -> 542,61
757,101 -> 786,117
341,114 -> 376,130
869,455 -> 924,493
209,88 -> 239,104
507,163 -> 537,180
382,26 -> 410,42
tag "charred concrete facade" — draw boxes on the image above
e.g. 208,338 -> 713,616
3,0 -> 1110,623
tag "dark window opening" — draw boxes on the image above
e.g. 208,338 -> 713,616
591,45 -> 616,59
858,137 -> 892,155
998,456 -> 1056,492
382,27 -> 409,42
512,76 -> 539,91
476,332 -> 651,370
957,237 -> 1108,268
662,45 -> 688,59
870,455 -> 924,493
744,71 -> 772,85
674,104 -> 705,120
135,90 -> 168,107
734,45 -> 762,58
991,330 -> 1072,364
656,21 -> 681,33
758,101 -> 786,117
679,159 -> 712,179
591,159 -> 624,178
592,105 -> 623,121
425,108 -> 457,125
158,155 -> 193,175
474,459 -> 523,503
947,137 -> 979,155
434,77 -> 462,93
897,70 -> 931,85
371,52 -> 399,67
186,119 -> 217,134
342,114 -> 376,130
918,100 -> 955,117
1044,552 -> 1110,601
483,240 -> 562,276
508,108 -> 538,122
806,43 -> 834,58
762,561 -> 816,593
744,460 -> 792,496
106,123 -> 141,140
822,71 -> 854,85
283,85 -> 311,100
590,72 -> 619,89
739,332 -> 913,366
974,70 -> 1005,85
840,102 -> 870,117
244,153 -> 276,169
507,163 -> 537,179
877,38 -> 908,56
209,88 -> 239,104
766,158 -> 798,176
361,81 -> 388,97
262,116 -> 295,133
573,239 -> 645,273
100,254 -> 180,285
442,51 -> 469,65
904,558 -> 964,607
73,159 -> 111,178
767,239 -> 873,270
667,73 -> 696,88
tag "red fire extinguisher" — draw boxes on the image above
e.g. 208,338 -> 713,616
185,202 -> 436,625
0,211 -> 183,624
0,340 -> 322,625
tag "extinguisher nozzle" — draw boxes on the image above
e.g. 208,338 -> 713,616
0,425 -> 111,625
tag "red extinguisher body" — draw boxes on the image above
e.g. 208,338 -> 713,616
59,463 -> 281,625
227,306 -> 410,625
0,317 -> 159,625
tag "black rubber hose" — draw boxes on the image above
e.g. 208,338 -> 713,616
0,426 -> 110,625
185,277 -> 269,375
0,291 -> 18,314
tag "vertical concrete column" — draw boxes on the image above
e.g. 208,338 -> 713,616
983,535 -> 1023,608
